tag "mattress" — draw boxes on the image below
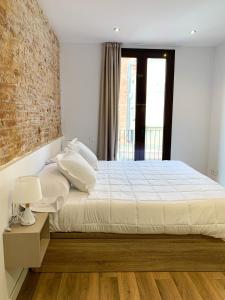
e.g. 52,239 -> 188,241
49,160 -> 225,239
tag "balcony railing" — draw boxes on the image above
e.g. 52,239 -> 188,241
117,127 -> 163,160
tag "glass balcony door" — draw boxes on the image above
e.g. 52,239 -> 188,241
117,49 -> 175,161
145,58 -> 166,160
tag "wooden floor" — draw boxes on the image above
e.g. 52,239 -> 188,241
17,271 -> 225,300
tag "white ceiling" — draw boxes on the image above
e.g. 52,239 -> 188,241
38,0 -> 225,46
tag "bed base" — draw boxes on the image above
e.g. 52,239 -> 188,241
33,233 -> 225,272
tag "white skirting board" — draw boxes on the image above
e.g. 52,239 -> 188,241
10,269 -> 28,300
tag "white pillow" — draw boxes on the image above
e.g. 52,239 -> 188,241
57,152 -> 96,192
32,164 -> 70,212
70,137 -> 78,143
67,139 -> 98,170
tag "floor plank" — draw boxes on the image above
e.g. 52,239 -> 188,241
117,272 -> 141,300
203,272 -> 225,299
17,271 -> 225,300
57,273 -> 90,300
32,273 -> 62,300
152,272 -> 171,279
100,273 -> 120,300
86,273 -> 99,300
135,272 -> 161,300
155,276 -> 182,300
187,272 -> 223,300
171,272 -> 203,300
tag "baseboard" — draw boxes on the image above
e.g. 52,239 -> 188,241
10,268 -> 28,300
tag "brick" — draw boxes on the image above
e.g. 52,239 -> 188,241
0,0 -> 61,166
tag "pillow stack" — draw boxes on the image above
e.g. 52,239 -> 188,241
32,164 -> 71,212
56,138 -> 98,193
67,139 -> 98,170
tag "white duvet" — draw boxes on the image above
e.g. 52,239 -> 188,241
50,160 -> 225,239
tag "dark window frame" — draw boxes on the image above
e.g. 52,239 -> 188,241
121,48 -> 175,160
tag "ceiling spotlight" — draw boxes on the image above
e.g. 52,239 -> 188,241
113,27 -> 120,32
190,30 -> 197,35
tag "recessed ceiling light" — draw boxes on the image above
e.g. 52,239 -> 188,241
113,27 -> 120,32
190,30 -> 197,35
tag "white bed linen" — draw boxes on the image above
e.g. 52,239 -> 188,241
49,160 -> 225,239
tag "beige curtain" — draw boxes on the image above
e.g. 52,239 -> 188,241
97,42 -> 121,160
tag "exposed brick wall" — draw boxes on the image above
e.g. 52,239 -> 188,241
0,0 -> 61,166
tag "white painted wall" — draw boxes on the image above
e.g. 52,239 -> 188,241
208,42 -> 225,185
60,43 -> 102,153
171,47 -> 214,173
0,138 -> 62,300
60,44 -> 214,173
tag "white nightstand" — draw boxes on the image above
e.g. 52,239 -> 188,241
3,213 -> 50,269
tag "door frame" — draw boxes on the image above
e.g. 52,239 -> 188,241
121,48 -> 175,160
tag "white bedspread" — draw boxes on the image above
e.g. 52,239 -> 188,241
50,160 -> 225,239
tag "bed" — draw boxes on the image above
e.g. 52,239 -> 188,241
36,160 -> 225,272
49,160 -> 225,239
